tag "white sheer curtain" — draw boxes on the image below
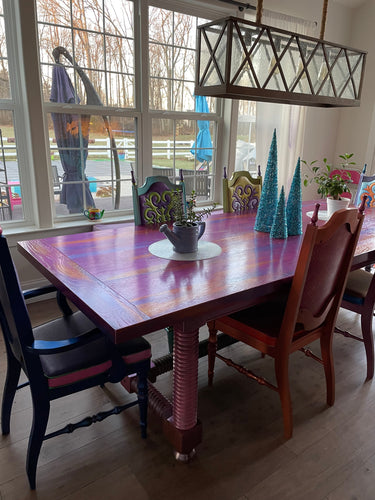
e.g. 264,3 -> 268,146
251,11 -> 317,193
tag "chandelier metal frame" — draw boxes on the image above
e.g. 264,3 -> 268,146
195,7 -> 366,107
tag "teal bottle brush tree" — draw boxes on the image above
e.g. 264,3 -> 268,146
286,157 -> 303,236
254,129 -> 278,232
271,186 -> 288,239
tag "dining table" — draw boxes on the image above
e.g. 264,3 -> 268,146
17,200 -> 375,460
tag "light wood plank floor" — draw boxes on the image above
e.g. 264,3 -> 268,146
0,299 -> 374,499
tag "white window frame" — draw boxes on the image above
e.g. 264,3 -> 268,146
3,0 -> 239,235
141,0 -> 236,202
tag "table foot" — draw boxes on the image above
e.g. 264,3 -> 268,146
163,416 -> 202,455
174,449 -> 196,462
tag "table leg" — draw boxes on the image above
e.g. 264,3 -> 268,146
162,324 -> 202,460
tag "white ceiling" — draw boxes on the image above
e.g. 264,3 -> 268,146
333,0 -> 367,7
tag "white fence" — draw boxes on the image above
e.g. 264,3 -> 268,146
0,138 -> 196,160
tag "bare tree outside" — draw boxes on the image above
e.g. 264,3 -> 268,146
149,7 -> 197,112
37,0 -> 134,108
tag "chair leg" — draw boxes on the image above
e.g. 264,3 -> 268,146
166,326 -> 174,354
1,354 -> 21,435
137,368 -> 148,439
361,308 -> 374,380
207,321 -> 218,386
320,334 -> 335,406
26,395 -> 50,490
274,355 -> 293,439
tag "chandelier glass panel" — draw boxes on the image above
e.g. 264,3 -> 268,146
195,17 -> 366,107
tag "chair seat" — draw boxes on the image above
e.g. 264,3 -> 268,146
36,311 -> 151,387
225,295 -> 307,346
343,269 -> 373,304
228,299 -> 286,342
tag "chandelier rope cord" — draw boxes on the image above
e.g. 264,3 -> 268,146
255,0 -> 263,24
320,0 -> 329,39
255,0 -> 328,39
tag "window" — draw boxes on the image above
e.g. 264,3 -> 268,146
149,7 -> 197,112
235,100 -> 257,174
37,0 -> 137,216
0,1 -> 23,222
0,0 -> 234,229
148,6 -> 219,201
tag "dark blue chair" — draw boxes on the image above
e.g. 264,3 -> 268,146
336,267 -> 375,380
0,228 -> 151,489
334,169 -> 375,380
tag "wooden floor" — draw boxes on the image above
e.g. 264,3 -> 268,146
0,299 -> 375,499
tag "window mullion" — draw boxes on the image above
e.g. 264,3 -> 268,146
15,0 -> 53,228
139,0 -> 152,181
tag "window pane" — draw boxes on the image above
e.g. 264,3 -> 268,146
37,0 -> 135,108
235,101 -> 257,173
149,8 -> 208,111
0,12 -> 10,99
0,113 -> 22,221
152,118 -> 214,201
48,113 -> 136,216
105,2 -> 133,37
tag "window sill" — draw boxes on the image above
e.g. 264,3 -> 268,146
4,214 -> 135,247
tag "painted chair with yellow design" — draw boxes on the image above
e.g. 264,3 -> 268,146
131,170 -> 185,226
222,166 -> 262,213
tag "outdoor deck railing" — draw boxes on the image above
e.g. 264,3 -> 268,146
0,138 -> 200,161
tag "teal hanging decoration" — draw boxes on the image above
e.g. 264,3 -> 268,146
254,129 -> 278,232
286,157 -> 303,236
270,186 -> 288,239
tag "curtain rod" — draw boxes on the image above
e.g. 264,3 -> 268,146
217,0 -> 256,12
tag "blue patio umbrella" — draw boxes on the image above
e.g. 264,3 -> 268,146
190,95 -> 213,164
50,64 -> 95,213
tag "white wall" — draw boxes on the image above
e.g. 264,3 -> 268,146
260,0 -> 369,198
335,0 -> 375,172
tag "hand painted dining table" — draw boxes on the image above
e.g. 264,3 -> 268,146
17,201 -> 375,459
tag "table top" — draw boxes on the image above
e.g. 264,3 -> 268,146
17,201 -> 375,343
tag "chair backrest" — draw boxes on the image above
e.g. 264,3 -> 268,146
131,170 -> 186,226
279,203 -> 365,346
180,169 -> 210,197
0,229 -> 43,379
329,168 -> 362,201
353,172 -> 375,207
52,165 -> 62,194
329,169 -> 361,184
223,167 -> 262,213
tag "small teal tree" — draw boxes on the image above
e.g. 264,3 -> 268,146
286,157 -> 303,236
254,129 -> 278,232
270,186 -> 288,239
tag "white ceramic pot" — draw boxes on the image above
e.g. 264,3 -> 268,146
326,196 -> 351,219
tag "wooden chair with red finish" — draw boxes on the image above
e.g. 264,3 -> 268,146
207,200 -> 366,439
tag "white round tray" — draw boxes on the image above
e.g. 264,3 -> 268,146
148,239 -> 222,261
306,210 -> 329,221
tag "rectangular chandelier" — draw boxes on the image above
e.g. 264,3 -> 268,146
195,16 -> 367,107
